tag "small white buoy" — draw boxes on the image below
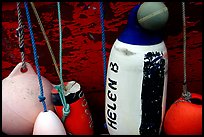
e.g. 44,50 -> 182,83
33,110 -> 66,135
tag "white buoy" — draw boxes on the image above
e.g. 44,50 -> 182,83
2,62 -> 54,135
105,3 -> 168,135
33,110 -> 66,135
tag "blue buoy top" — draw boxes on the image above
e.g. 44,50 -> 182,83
118,4 -> 164,45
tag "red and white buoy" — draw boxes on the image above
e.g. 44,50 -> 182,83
52,81 -> 94,135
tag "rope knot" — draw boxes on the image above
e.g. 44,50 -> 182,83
63,104 -> 70,117
182,82 -> 191,101
182,91 -> 191,102
16,25 -> 24,37
38,95 -> 46,102
61,104 -> 70,122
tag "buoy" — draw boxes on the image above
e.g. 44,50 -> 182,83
105,3 -> 168,135
33,110 -> 66,135
2,62 -> 54,135
137,2 -> 169,31
52,81 -> 94,135
163,93 -> 202,135
163,2 -> 202,135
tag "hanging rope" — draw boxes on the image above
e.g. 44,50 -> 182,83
29,2 -> 61,82
100,1 -> 108,129
57,2 -> 65,89
57,2 -> 70,122
24,2 -> 47,112
181,2 -> 191,101
16,2 -> 27,71
29,2 -> 69,120
30,2 -> 67,91
99,1 -> 107,88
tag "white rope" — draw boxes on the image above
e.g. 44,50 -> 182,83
181,2 -> 191,101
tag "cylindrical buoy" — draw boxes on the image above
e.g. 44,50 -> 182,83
52,81 -> 94,135
105,3 -> 168,135
2,62 -> 54,135
33,110 -> 66,135
163,93 -> 202,135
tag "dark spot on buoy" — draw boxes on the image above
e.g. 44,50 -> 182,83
190,98 -> 202,105
115,47 -> 135,56
140,51 -> 165,135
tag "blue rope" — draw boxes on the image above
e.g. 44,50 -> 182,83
24,2 -> 47,112
99,1 -> 107,88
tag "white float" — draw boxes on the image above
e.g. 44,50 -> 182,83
105,3 -> 168,135
33,110 -> 66,135
2,62 -> 54,135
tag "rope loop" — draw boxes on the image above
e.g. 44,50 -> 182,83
61,104 -> 70,122
63,104 -> 70,117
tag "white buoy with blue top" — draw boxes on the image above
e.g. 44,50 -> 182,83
105,2 -> 169,135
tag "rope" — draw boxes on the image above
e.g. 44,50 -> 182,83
16,2 -> 27,71
181,2 -> 191,101
54,85 -> 70,123
24,2 -> 47,112
57,2 -> 65,89
99,1 -> 107,88
57,2 -> 70,122
100,1 -> 108,129
30,2 -> 61,80
29,1 -> 69,119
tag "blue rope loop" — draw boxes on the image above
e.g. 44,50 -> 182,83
24,2 -> 47,112
99,2 -> 107,88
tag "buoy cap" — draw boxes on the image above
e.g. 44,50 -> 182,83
118,3 -> 167,45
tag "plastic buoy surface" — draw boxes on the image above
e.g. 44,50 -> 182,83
137,2 -> 169,31
33,110 -> 66,135
2,62 -> 54,135
105,4 -> 168,135
52,81 -> 94,135
164,93 -> 202,135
